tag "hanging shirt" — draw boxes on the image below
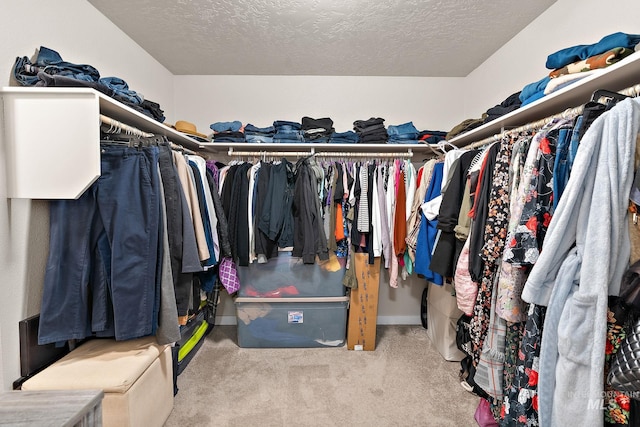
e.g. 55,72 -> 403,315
377,163 -> 392,268
188,155 -> 220,263
404,160 -> 416,221
173,151 -> 210,262
357,164 -> 370,233
371,166 -> 383,257
247,162 -> 261,263
386,163 -> 398,285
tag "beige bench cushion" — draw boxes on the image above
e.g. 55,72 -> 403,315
23,336 -> 167,394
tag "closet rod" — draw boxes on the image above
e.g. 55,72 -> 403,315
227,147 -> 413,159
464,82 -> 640,150
170,142 -> 197,156
99,114 -> 154,138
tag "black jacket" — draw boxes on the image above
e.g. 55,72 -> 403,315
430,150 -> 479,277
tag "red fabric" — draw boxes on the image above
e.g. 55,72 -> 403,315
468,151 -> 491,219
416,166 -> 424,187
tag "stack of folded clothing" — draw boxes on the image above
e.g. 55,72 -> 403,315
386,122 -> 419,144
330,130 -> 359,144
210,121 -> 245,142
13,46 -> 165,122
418,130 -> 448,145
353,117 -> 388,144
446,114 -> 488,140
519,32 -> 640,106
482,91 -> 522,124
244,124 -> 275,143
273,120 -> 304,143
301,117 -> 334,143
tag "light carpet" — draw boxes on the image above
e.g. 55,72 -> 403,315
165,325 -> 479,427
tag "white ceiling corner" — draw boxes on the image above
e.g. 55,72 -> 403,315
88,0 -> 557,77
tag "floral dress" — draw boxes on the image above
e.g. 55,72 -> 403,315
499,121 -> 572,426
501,321 -> 526,420
470,136 -> 513,363
500,304 -> 545,426
504,119 -> 572,265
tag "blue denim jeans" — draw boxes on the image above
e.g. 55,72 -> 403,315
330,131 -> 359,143
39,145 -> 161,344
273,131 -> 304,143
210,121 -> 243,133
99,77 -> 143,105
553,117 -> 581,209
387,122 -> 419,137
245,124 -> 275,134
14,46 -> 101,86
245,134 -> 274,143
273,121 -> 301,130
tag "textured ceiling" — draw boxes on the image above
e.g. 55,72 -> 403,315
88,0 -> 556,77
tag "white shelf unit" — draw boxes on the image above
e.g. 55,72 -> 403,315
0,87 -> 208,199
449,51 -> 640,148
0,86 -> 438,199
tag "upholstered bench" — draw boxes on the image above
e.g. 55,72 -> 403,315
21,336 -> 173,427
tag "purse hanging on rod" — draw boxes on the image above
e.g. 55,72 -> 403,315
607,259 -> 640,396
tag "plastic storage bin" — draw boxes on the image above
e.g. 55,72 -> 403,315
235,296 -> 349,348
237,251 -> 346,298
235,251 -> 348,348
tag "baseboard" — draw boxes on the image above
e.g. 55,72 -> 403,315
216,315 -> 421,326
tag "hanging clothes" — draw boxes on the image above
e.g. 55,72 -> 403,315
158,145 -> 202,320
414,162 -> 444,285
523,98 -> 640,427
430,149 -> 479,278
39,145 -> 163,344
293,157 -> 330,264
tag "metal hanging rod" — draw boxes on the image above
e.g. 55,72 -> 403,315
170,142 -> 197,156
227,147 -> 413,159
464,83 -> 640,150
100,114 -> 154,138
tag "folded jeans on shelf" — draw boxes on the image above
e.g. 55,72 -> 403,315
245,124 -> 275,134
387,121 -> 419,136
210,121 -> 243,133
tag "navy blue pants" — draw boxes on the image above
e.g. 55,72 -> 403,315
39,145 -> 161,344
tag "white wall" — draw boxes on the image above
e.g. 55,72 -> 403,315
176,75 -> 465,324
463,0 -> 640,120
174,75 -> 465,136
0,0 -> 175,391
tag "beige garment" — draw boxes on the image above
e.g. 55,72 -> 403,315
631,134 -> 640,264
172,151 -> 210,261
629,216 -> 640,265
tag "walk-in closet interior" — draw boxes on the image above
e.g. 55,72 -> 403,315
2,0 -> 640,426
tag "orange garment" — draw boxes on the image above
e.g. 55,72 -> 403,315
335,202 -> 346,241
393,170 -> 407,256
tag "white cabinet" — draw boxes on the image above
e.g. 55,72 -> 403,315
0,87 -> 205,199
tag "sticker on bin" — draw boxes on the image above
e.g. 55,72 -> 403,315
288,311 -> 304,324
